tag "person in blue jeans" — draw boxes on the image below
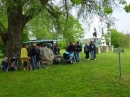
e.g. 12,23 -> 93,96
36,44 -> 41,68
28,43 -> 37,70
89,41 -> 96,60
75,41 -> 82,62
67,42 -> 76,63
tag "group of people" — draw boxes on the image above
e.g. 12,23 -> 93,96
1,40 -> 97,71
65,40 -> 97,63
21,42 -> 61,71
1,42 -> 41,71
66,41 -> 82,63
84,41 -> 97,60
1,42 -> 61,71
20,43 -> 41,71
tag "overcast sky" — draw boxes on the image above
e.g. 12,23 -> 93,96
84,0 -> 130,39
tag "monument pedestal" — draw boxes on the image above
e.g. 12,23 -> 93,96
108,45 -> 113,51
96,47 -> 101,54
100,46 -> 108,53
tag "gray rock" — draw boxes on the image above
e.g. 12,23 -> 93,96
40,47 -> 54,65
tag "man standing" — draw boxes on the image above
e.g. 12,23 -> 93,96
28,43 -> 37,70
75,41 -> 82,62
67,42 -> 76,63
89,41 -> 96,60
84,43 -> 90,60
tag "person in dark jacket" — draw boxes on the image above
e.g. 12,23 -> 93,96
36,44 -> 41,68
84,43 -> 90,60
75,41 -> 82,62
28,42 -> 37,70
67,42 -> 76,63
89,41 -> 96,60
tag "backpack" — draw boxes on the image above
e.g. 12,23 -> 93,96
84,45 -> 89,52
29,46 -> 37,56
32,46 -> 37,56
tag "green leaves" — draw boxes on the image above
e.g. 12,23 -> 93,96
110,29 -> 129,48
104,7 -> 113,14
71,0 -> 82,5
96,6 -> 101,10
124,4 -> 130,13
119,0 -> 127,5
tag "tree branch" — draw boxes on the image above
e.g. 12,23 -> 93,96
24,0 -> 49,23
46,4 -> 59,18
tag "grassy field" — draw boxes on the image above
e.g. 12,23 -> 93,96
0,49 -> 130,97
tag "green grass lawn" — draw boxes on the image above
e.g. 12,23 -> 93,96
0,49 -> 130,97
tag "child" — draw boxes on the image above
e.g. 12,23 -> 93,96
1,57 -> 8,71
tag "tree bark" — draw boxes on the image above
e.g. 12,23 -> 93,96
3,3 -> 28,69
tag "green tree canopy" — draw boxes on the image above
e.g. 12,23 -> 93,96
110,29 -> 129,48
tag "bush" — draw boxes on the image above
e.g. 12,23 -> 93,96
57,41 -> 67,49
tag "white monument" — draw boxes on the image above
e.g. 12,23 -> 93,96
100,28 -> 106,46
93,28 -> 98,47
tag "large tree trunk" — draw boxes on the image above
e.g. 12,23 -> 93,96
4,3 -> 28,69
5,25 -> 23,58
5,15 -> 26,69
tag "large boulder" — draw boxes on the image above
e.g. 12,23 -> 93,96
40,47 -> 54,65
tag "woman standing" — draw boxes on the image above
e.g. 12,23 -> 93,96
20,44 -> 28,70
84,43 -> 90,60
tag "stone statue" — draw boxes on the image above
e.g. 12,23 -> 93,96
102,28 -> 104,36
106,23 -> 111,46
93,27 -> 97,38
100,28 -> 106,46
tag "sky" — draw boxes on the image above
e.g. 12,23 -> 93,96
83,0 -> 130,39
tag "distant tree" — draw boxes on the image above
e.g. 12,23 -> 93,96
110,29 -> 129,48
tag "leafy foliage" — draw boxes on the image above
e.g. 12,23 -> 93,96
21,32 -> 29,42
124,4 -> 130,13
104,7 -> 113,14
110,29 -> 129,48
71,0 -> 82,5
25,9 -> 55,40
25,9 -> 84,42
